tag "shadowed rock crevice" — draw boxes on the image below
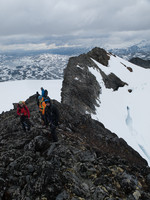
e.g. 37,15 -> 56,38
100,70 -> 128,91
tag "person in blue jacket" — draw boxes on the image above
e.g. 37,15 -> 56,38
41,87 -> 45,97
41,87 -> 49,99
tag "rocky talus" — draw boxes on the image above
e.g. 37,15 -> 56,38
0,95 -> 150,200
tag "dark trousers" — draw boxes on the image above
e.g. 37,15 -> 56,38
20,116 -> 30,132
50,124 -> 58,142
40,112 -> 46,125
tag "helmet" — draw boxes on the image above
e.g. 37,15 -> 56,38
19,101 -> 23,105
38,95 -> 42,100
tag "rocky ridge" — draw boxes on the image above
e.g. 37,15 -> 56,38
61,47 -> 128,115
1,47 -> 150,199
0,93 -> 150,200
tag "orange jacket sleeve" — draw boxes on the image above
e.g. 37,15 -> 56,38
42,101 -> 46,115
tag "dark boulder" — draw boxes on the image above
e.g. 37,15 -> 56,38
129,57 -> 150,69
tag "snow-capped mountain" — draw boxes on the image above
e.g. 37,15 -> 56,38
0,53 -> 69,82
62,47 -> 150,166
1,40 -> 150,83
109,40 -> 150,60
1,47 -> 150,166
90,54 -> 150,166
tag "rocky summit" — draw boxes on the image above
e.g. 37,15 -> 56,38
0,48 -> 150,200
61,47 -> 127,115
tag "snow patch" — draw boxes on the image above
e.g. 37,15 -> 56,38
90,55 -> 150,165
0,79 -> 62,114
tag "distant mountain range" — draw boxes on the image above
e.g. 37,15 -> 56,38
0,53 -> 69,82
109,40 -> 150,60
0,40 -> 150,82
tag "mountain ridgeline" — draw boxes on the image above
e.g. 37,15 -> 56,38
62,47 -> 128,115
0,47 -> 150,199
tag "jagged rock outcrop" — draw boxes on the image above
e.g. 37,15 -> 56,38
61,47 -> 127,115
99,70 -> 128,91
61,51 -> 101,115
87,47 -> 110,66
129,57 -> 150,69
0,94 -> 150,200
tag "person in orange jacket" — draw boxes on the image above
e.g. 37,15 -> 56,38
17,101 -> 31,132
38,95 -> 47,125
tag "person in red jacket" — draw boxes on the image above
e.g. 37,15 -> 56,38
17,101 -> 31,132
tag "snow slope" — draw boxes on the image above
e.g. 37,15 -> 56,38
89,55 -> 150,166
0,79 -> 62,113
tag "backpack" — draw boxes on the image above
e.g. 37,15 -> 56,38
44,90 -> 48,97
39,98 -> 46,115
22,101 -> 26,106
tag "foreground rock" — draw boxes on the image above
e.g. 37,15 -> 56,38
0,95 -> 150,200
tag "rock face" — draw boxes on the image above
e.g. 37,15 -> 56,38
0,94 -> 150,200
129,57 -> 150,69
61,51 -> 101,115
61,47 -> 127,115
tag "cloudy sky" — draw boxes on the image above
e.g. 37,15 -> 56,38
0,0 -> 150,51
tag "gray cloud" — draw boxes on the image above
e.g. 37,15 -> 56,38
0,0 -> 150,50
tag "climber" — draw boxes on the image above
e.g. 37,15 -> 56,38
41,87 -> 50,102
38,95 -> 47,125
44,98 -> 59,142
36,91 -> 40,106
41,87 -> 48,98
17,101 -> 31,132
41,87 -> 45,97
